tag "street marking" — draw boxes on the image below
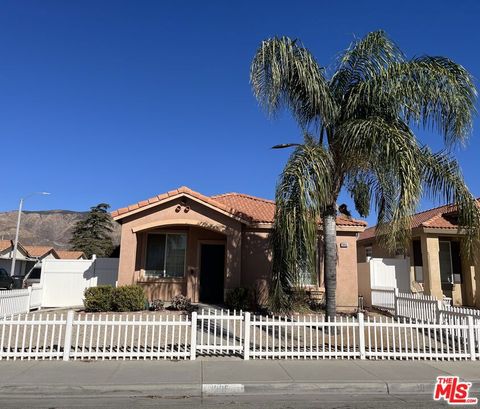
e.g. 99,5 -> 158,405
202,384 -> 245,395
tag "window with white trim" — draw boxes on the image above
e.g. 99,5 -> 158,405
145,233 -> 187,278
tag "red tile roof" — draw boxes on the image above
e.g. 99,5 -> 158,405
1,242 -> 85,260
212,192 -> 275,223
0,240 -> 13,252
112,186 -> 367,228
24,246 -> 57,258
359,202 -> 468,242
56,250 -> 86,259
0,240 -> 30,255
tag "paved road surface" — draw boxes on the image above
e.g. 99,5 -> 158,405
0,393 -> 453,408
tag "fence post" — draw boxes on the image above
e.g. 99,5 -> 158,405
63,310 -> 74,361
358,313 -> 366,360
435,300 -> 442,324
244,312 -> 251,360
190,311 -> 197,361
467,316 -> 476,361
393,288 -> 399,318
27,286 -> 32,311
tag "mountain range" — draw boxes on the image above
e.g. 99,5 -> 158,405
0,210 -> 121,249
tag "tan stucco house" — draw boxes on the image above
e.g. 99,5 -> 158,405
357,203 -> 480,308
112,186 -> 366,310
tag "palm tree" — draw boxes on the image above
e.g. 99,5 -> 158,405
250,31 -> 479,319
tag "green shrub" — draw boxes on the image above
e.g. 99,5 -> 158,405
84,285 -> 114,312
112,285 -> 147,312
149,299 -> 164,311
170,294 -> 192,311
226,287 -> 251,311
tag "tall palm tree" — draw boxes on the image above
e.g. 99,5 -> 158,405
250,31 -> 479,319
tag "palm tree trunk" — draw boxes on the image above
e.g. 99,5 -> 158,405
323,205 -> 337,320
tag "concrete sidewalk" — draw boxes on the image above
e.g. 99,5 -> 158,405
0,359 -> 479,398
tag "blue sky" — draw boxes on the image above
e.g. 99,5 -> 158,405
1,0 -> 479,226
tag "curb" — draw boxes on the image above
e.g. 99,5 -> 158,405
0,381 -> 442,397
0,384 -> 202,398
240,382 -> 389,395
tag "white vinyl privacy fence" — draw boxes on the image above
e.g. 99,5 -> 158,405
0,258 -> 119,315
41,258 -> 118,308
1,309 -> 479,361
358,258 -> 410,307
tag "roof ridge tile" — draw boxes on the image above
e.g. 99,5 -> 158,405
212,192 -> 275,204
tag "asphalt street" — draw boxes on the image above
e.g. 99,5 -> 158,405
0,393 -> 454,408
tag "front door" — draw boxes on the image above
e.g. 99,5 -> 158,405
199,244 -> 225,304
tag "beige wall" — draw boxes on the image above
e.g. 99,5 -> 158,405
357,262 -> 372,306
335,232 -> 360,311
357,241 -> 393,263
241,229 -> 271,305
240,229 -> 361,311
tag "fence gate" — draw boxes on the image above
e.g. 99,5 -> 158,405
194,309 -> 244,356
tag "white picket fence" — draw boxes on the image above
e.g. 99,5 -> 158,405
196,309 -> 244,356
0,285 -> 43,317
1,309 -> 479,361
371,287 -> 480,325
371,287 -> 396,311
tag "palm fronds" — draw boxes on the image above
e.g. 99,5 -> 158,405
251,30 -> 478,315
250,36 -> 337,128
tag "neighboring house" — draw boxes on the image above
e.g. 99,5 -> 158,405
357,203 -> 480,308
0,240 -> 87,278
23,245 -> 61,281
112,186 -> 366,311
0,240 -> 33,276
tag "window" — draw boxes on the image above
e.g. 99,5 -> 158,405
365,246 -> 373,260
298,267 -> 317,286
145,233 -> 187,278
412,240 -> 424,282
439,241 -> 453,284
297,250 -> 319,286
450,241 -> 462,284
412,240 -> 423,266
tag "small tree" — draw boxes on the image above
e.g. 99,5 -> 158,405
70,203 -> 114,258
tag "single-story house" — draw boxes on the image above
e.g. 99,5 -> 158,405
112,186 -> 366,311
0,240 -> 86,277
0,240 -> 32,276
357,203 -> 480,308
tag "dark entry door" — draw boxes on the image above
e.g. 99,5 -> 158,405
200,244 -> 225,304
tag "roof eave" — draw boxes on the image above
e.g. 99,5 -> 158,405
112,191 -> 253,225
421,227 -> 465,236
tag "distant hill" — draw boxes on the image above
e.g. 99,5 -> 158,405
0,210 -> 121,249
